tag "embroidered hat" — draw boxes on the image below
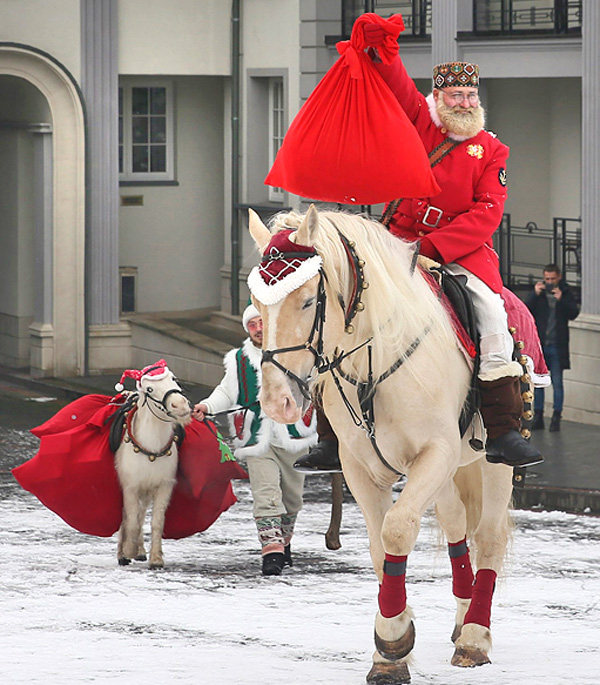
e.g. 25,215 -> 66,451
247,229 -> 322,305
115,359 -> 170,392
433,62 -> 479,89
242,304 -> 261,332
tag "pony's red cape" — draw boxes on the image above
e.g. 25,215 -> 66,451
264,13 -> 440,204
12,395 -> 247,539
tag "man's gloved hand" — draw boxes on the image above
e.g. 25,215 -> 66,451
363,23 -> 387,47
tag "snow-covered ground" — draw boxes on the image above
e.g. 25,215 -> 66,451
1,426 -> 599,685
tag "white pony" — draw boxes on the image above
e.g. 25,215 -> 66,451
114,361 -> 192,569
248,206 -> 515,684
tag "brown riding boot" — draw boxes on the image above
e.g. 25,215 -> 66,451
480,375 -> 544,468
293,408 -> 342,473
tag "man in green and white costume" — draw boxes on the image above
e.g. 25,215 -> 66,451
193,304 -> 317,576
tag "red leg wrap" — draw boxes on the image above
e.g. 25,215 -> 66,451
378,554 -> 407,618
448,538 -> 474,600
463,568 -> 497,628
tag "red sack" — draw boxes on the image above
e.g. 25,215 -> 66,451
265,13 -> 439,205
13,396 -> 248,539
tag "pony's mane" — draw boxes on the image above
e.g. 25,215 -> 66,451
268,210 -> 458,386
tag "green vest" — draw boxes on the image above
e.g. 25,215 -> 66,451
235,348 -> 302,446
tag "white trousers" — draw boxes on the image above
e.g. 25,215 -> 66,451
445,264 -> 519,381
245,445 -> 305,519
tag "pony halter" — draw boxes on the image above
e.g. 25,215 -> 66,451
115,359 -> 189,422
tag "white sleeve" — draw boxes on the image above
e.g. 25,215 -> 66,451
201,363 -> 239,416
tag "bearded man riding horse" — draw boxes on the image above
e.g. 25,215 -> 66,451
295,16 -> 543,475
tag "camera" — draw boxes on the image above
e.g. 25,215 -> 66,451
545,282 -> 556,293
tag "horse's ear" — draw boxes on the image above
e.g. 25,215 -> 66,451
295,204 -> 319,246
248,209 -> 272,253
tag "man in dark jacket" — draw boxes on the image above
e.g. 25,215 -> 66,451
525,264 -> 579,431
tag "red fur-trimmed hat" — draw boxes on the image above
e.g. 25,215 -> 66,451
433,62 -> 479,89
247,229 -> 322,305
114,359 -> 170,392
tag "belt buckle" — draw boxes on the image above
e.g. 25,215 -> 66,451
422,205 -> 443,228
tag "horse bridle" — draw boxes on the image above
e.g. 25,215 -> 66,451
261,269 -> 327,401
260,232 -> 366,401
137,368 -> 190,423
260,229 -> 428,477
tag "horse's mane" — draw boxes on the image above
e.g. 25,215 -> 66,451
268,210 -> 458,387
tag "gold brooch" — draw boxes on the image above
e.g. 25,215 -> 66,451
466,144 -> 484,159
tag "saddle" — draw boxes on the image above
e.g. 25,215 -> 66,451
439,269 -> 482,443
420,263 -> 482,445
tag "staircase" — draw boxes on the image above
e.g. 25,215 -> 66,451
125,308 -> 245,389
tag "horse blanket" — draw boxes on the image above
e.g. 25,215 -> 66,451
12,394 -> 248,539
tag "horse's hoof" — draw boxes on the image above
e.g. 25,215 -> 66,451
135,554 -> 147,562
451,623 -> 462,643
325,533 -> 342,550
374,620 -> 415,661
118,557 -> 130,566
148,561 -> 164,570
366,661 -> 411,684
451,646 -> 491,668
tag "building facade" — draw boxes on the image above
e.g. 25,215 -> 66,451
0,0 -> 598,423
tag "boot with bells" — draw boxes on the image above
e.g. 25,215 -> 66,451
480,375 -> 544,468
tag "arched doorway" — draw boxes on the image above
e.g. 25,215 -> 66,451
0,45 -> 85,377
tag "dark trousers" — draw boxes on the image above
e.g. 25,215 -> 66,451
534,343 -> 564,413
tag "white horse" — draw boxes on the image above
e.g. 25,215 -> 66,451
248,206 -> 514,684
115,369 -> 192,569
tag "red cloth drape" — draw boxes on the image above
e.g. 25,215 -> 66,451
265,13 -> 439,204
13,395 -> 247,539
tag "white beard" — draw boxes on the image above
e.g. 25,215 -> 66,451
427,92 -> 486,141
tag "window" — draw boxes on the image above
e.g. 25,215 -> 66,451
119,81 -> 175,182
119,266 -> 138,313
268,79 -> 285,202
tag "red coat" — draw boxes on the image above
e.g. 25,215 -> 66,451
12,394 -> 248,539
375,56 -> 509,293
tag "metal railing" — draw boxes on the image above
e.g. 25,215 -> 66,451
494,214 -> 581,301
339,1 -> 581,39
341,0 -> 431,39
472,0 -> 582,36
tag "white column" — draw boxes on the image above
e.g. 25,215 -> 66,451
581,0 -> 600,315
81,0 -> 120,325
31,125 -> 53,325
431,0 -> 459,67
